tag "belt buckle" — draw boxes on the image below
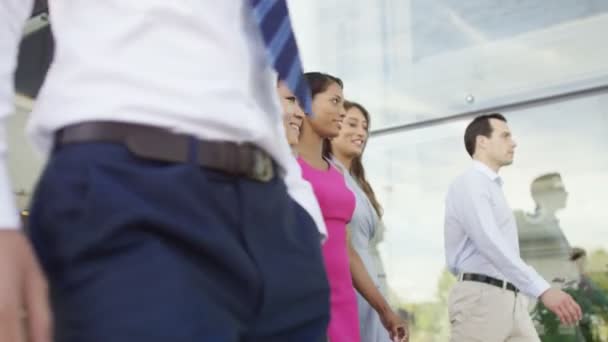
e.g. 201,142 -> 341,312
249,149 -> 274,182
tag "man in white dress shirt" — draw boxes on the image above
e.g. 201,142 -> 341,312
444,113 -> 582,341
0,1 -> 330,341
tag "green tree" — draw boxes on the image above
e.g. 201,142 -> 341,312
396,269 -> 456,342
587,248 -> 608,334
534,248 -> 608,341
588,249 -> 608,295
434,269 -> 456,341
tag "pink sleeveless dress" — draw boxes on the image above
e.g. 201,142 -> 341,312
298,157 -> 360,342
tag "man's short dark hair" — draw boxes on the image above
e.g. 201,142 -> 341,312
464,113 -> 507,157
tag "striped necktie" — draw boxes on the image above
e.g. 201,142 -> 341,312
249,0 -> 312,115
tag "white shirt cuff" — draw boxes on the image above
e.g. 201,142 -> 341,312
529,275 -> 551,299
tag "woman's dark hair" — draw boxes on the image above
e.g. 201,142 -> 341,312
303,72 -> 343,99
324,100 -> 383,217
304,71 -> 344,162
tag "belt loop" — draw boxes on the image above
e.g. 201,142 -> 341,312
458,273 -> 464,281
502,280 -> 508,290
187,136 -> 199,165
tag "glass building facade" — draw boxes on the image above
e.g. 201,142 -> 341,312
287,1 -> 608,340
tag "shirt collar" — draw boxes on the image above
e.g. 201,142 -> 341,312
473,160 -> 504,186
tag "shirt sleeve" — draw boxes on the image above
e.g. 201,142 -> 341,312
456,179 -> 551,298
0,0 -> 35,229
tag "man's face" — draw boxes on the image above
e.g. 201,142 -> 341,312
480,119 -> 517,167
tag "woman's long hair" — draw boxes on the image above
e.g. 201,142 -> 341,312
324,101 -> 383,218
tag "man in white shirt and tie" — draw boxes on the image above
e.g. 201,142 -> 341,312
444,113 -> 582,341
0,1 -> 330,341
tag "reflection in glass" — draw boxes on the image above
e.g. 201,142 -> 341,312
363,93 -> 608,341
516,173 -> 579,285
290,0 -> 608,129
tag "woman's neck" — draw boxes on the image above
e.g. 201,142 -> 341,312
297,125 -> 327,169
333,151 -> 353,172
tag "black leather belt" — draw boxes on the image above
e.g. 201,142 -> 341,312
55,121 -> 275,182
461,273 -> 519,293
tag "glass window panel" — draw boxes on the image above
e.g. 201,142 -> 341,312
290,0 -> 608,129
364,92 -> 608,339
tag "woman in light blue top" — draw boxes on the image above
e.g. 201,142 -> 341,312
326,100 -> 408,341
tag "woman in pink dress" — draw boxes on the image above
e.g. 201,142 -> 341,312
296,72 -> 359,342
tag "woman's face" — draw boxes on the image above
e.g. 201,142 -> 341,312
331,106 -> 368,158
277,82 -> 305,146
308,82 -> 345,138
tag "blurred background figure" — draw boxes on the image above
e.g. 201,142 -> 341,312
516,173 -> 579,285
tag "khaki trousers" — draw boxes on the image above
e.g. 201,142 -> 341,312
448,281 -> 540,342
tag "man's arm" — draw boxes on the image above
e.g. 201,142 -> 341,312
0,128 -> 18,228
0,2 -> 52,341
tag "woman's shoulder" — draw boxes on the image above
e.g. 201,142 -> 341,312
326,156 -> 345,173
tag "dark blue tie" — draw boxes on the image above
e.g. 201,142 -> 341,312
249,0 -> 312,115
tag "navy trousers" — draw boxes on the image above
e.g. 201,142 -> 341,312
28,142 -> 330,341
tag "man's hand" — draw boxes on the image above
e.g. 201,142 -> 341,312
0,230 -> 51,342
379,309 -> 409,342
540,288 -> 582,326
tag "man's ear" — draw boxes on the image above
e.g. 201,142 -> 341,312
475,135 -> 486,152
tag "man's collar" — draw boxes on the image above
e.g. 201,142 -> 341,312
473,160 -> 503,186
